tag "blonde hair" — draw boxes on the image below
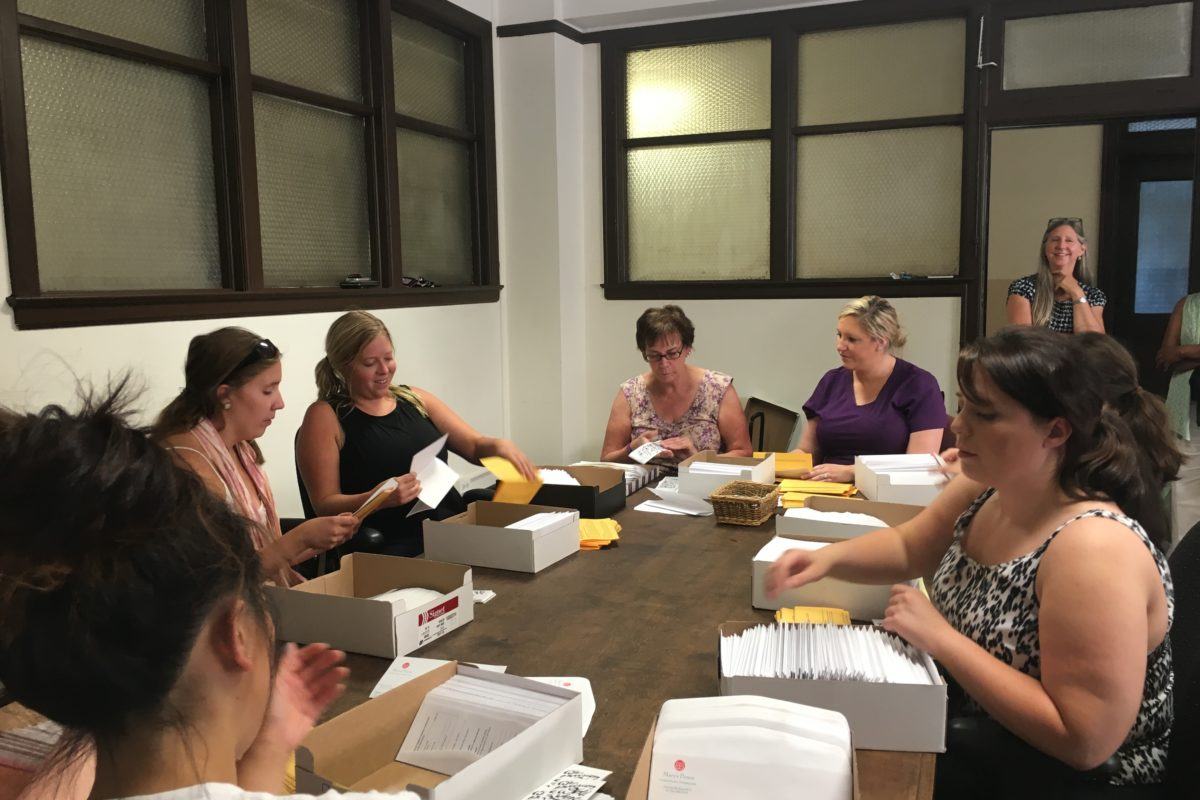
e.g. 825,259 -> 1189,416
315,311 -> 427,416
838,295 -> 907,351
1033,219 -> 1092,328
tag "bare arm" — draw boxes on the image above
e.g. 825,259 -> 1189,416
793,417 -> 819,460
915,518 -> 1165,769
1072,301 -> 1105,334
601,387 -> 656,462
414,388 -> 536,479
906,428 -> 944,455
716,384 -> 752,456
766,474 -> 981,595
1006,294 -> 1033,326
1155,298 -> 1200,370
296,402 -> 370,516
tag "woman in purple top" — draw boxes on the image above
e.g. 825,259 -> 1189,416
798,296 -> 947,484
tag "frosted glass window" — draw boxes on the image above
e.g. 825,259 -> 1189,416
796,127 -> 961,277
397,130 -> 474,285
253,94 -> 370,287
798,18 -> 964,126
18,0 -> 207,59
628,141 -> 770,280
1135,180 -> 1192,314
1004,3 -> 1191,90
627,39 -> 770,138
1129,118 -> 1197,132
21,38 -> 220,291
247,0 -> 361,100
393,13 -> 468,130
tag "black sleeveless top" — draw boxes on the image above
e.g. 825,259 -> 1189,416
338,397 -> 466,557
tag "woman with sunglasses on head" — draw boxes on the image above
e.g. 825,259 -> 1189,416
0,388 -> 418,800
797,296 -> 947,484
154,328 -> 359,586
769,329 -> 1177,798
600,304 -> 752,464
1006,217 -> 1106,334
297,311 -> 536,558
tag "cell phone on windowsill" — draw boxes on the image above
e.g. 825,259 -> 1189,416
340,273 -> 380,289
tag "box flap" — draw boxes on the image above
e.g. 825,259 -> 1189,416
624,717 -> 656,800
297,661 -> 458,788
344,553 -> 472,597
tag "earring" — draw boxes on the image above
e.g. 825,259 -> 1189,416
222,401 -> 231,410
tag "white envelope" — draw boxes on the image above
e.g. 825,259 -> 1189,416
648,483 -> 713,516
408,433 -> 461,517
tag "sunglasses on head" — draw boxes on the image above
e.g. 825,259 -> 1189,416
221,339 -> 279,385
1047,217 -> 1084,232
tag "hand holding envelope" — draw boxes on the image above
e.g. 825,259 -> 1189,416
482,456 -> 544,504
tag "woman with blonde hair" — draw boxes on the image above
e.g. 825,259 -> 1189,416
154,327 -> 359,586
1006,217 -> 1106,334
797,296 -> 946,484
297,311 -> 535,557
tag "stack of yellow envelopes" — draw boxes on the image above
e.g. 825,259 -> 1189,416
775,606 -> 851,625
480,456 -> 543,504
580,518 -> 620,550
777,478 -> 857,508
755,451 -> 813,479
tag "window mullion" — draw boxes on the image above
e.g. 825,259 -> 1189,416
770,27 -> 796,283
0,0 -> 41,296
365,0 -> 398,288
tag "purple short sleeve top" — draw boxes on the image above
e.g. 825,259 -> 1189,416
802,358 -> 946,465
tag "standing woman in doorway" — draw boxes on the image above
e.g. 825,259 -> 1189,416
1006,217 -> 1106,334
797,296 -> 947,483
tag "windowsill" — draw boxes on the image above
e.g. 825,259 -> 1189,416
5,284 -> 502,329
602,277 -> 968,301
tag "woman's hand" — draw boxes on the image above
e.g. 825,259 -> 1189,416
298,514 -> 360,552
659,435 -> 697,460
803,463 -> 854,483
628,429 -> 660,452
492,439 -> 538,481
377,473 -> 421,509
1052,271 -> 1085,302
1156,345 -> 1181,371
881,584 -> 956,656
937,448 -> 962,480
765,546 -> 832,598
238,643 -> 348,792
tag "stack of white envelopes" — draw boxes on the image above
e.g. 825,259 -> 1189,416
649,695 -> 853,800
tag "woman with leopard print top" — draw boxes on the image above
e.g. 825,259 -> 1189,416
768,328 -> 1180,798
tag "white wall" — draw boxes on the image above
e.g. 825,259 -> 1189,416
0,0 -> 503,518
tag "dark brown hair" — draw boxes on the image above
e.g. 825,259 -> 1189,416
635,305 -> 695,353
151,327 -> 281,463
0,381 -> 270,749
958,328 -> 1179,549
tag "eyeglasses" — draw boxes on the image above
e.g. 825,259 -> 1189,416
221,339 -> 279,384
643,347 -> 685,363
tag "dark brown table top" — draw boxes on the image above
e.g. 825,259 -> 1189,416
323,489 -> 936,799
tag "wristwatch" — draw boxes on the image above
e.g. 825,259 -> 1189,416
1074,295 -> 1089,305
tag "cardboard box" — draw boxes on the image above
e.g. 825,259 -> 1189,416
717,622 -> 946,753
775,496 -> 923,542
677,451 -> 776,498
751,538 -> 898,619
423,501 -> 580,573
625,713 -> 860,800
531,465 -> 626,518
853,455 -> 945,506
297,662 -> 584,799
267,553 -> 473,659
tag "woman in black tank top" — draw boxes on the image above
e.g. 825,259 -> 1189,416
297,311 -> 537,557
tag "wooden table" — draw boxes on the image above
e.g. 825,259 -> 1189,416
324,490 -> 936,799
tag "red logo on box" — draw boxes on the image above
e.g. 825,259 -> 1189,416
674,760 -> 685,772
401,662 -> 410,669
418,596 -> 459,626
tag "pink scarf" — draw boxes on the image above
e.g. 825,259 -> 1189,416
189,419 -> 302,586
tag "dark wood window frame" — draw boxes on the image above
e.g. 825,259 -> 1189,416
599,0 -> 1200,341
0,0 -> 500,330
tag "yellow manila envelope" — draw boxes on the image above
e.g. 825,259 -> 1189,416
480,457 -> 543,504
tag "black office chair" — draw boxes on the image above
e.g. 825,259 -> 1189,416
292,432 -> 385,579
1166,520 -> 1200,798
743,396 -> 800,452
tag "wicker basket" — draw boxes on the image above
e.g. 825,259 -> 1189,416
709,480 -> 779,526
